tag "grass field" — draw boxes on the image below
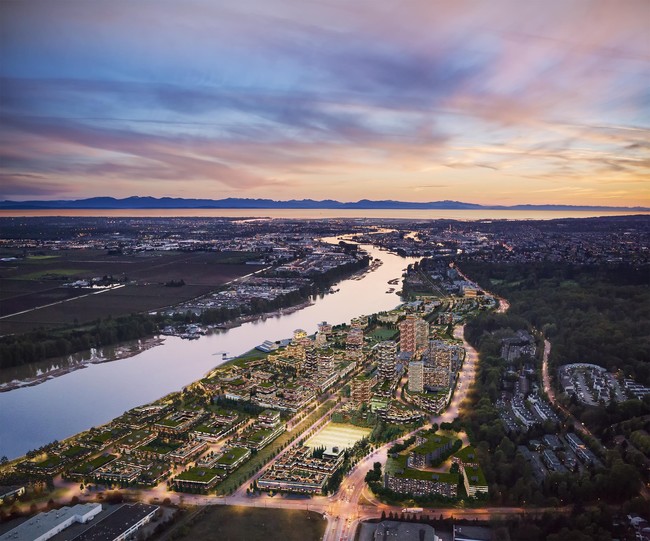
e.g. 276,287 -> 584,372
305,422 -> 371,451
18,268 -> 88,280
368,327 -> 397,341
175,506 -> 326,541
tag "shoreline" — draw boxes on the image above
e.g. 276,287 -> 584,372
0,336 -> 166,394
0,255 -> 369,393
0,298 -> 318,394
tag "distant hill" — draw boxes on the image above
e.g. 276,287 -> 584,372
0,196 -> 648,212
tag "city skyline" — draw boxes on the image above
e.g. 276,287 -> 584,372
1,0 -> 649,206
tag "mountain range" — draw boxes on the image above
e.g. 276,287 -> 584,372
0,196 -> 648,211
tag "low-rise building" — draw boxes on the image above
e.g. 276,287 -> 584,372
258,409 -> 281,428
0,503 -> 102,541
0,485 -> 25,505
242,424 -> 285,450
154,410 -> 206,435
213,446 -> 251,471
257,445 -> 343,494
168,439 -> 208,464
173,467 -> 223,492
373,521 -> 438,541
72,503 -> 158,541
409,433 -> 454,468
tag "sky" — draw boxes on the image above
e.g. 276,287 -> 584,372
1,0 -> 649,206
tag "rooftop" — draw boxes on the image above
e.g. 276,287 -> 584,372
71,503 -> 158,541
215,446 -> 250,466
412,433 -> 454,455
0,504 -> 102,541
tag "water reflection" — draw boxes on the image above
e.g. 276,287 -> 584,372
0,242 -> 418,458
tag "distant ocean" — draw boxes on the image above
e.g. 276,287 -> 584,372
1,209 -> 648,220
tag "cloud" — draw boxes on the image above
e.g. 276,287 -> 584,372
0,175 -> 74,199
0,0 -> 648,204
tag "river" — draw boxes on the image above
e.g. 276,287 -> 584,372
0,240 -> 419,459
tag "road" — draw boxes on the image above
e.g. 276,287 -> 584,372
0,284 -> 125,320
322,321 -> 481,541
43,321 -> 482,541
44,286 -> 511,540
538,339 -> 647,500
541,339 -> 597,442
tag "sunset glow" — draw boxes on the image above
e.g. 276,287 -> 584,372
1,0 -> 648,205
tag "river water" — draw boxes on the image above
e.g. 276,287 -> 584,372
0,240 -> 419,459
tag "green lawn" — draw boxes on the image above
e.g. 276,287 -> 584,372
70,454 -> 117,474
174,506 -> 326,541
26,255 -> 61,261
369,327 -> 398,340
175,466 -> 224,482
33,455 -> 65,469
412,433 -> 455,455
86,428 -> 129,446
453,446 -> 478,463
18,268 -> 88,280
214,446 -> 250,467
60,445 -> 90,459
463,464 -> 487,486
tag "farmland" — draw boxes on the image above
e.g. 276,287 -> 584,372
173,506 -> 326,541
0,250 -> 259,334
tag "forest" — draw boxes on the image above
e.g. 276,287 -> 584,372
460,261 -> 649,384
462,309 -> 647,517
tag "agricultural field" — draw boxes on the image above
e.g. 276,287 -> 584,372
0,250 -> 260,334
305,422 -> 371,451
174,506 -> 326,541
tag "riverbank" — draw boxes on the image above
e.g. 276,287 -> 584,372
215,298 -> 314,330
0,296 -> 320,394
0,336 -> 166,393
0,242 -> 421,459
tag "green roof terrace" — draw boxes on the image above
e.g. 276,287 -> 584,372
464,465 -> 487,486
454,446 -> 478,463
412,433 -> 455,456
175,466 -> 224,483
214,446 -> 251,470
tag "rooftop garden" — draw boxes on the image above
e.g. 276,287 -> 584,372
176,466 -> 224,483
453,445 -> 478,463
245,428 -> 277,443
86,427 -> 129,446
116,429 -> 154,447
60,445 -> 90,459
214,446 -> 250,466
32,455 -> 64,469
463,464 -> 487,486
412,433 -> 456,455
139,438 -> 182,455
70,454 -> 117,475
